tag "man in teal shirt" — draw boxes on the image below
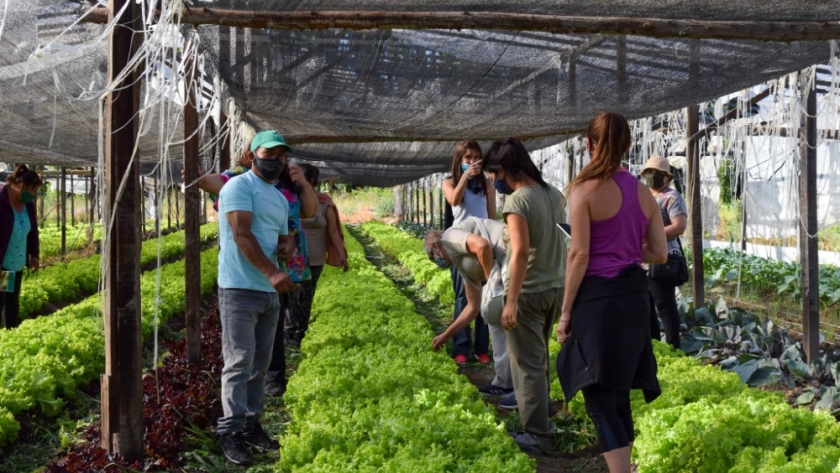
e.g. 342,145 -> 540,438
216,130 -> 294,466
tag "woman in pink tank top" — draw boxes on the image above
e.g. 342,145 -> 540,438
555,112 -> 668,473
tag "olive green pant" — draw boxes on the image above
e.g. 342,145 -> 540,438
507,286 -> 562,449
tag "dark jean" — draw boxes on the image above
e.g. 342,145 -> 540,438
217,287 -> 282,436
268,265 -> 323,387
648,278 -> 681,350
282,265 -> 324,345
0,267 -> 23,329
451,265 -> 489,356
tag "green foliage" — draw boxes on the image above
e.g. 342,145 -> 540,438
359,221 -> 454,305
0,246 -> 220,447
278,230 -> 534,472
634,390 -> 840,473
17,223 -> 219,319
702,247 -> 840,306
37,223 -> 104,259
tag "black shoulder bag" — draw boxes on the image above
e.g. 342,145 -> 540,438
649,238 -> 689,286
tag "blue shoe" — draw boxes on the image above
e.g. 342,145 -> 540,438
499,395 -> 518,410
478,384 -> 515,398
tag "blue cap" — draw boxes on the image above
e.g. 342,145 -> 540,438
250,130 -> 293,153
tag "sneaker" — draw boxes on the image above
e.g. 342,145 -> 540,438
243,421 -> 279,452
265,380 -> 286,397
220,432 -> 255,466
510,431 -> 552,454
454,354 -> 469,365
476,353 -> 491,364
478,384 -> 515,398
499,395 -> 518,410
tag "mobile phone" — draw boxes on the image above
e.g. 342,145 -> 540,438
0,270 -> 16,292
556,223 -> 571,240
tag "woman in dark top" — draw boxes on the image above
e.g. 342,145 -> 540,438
0,164 -> 43,328
641,155 -> 688,349
556,113 -> 667,473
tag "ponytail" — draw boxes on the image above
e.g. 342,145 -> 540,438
566,112 -> 631,198
6,164 -> 43,188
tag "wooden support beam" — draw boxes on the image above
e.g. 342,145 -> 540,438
428,188 -> 433,228
616,35 -> 627,105
70,173 -> 75,227
89,167 -> 96,243
689,87 -> 773,142
687,104 -> 704,307
81,8 -> 840,42
438,187 -> 444,230
799,70 -> 819,363
219,110 -> 231,171
281,129 -> 581,145
60,167 -> 67,256
101,0 -> 143,461
184,47 -> 202,365
38,171 -> 45,229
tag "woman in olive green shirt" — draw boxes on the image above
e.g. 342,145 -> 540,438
482,138 -> 567,455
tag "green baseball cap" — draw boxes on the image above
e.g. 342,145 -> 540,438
250,130 -> 293,153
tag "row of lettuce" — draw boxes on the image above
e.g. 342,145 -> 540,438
277,229 -> 534,472
37,223 -> 104,260
362,221 -> 840,473
0,237 -> 220,447
18,224 -> 218,318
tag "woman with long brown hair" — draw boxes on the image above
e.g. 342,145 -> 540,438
0,164 -> 43,328
442,140 -> 496,366
556,112 -> 667,473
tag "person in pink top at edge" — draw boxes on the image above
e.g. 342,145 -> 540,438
556,112 -> 668,473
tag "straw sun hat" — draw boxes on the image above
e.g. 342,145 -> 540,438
641,155 -> 673,176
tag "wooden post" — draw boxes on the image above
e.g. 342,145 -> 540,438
55,175 -> 60,228
38,171 -> 45,229
568,56 -> 577,107
420,182 -> 428,227
566,141 -> 574,189
60,167 -> 67,256
153,170 -> 160,235
616,35 -> 627,105
740,140 -> 748,252
89,167 -> 96,243
83,173 -> 89,227
687,104 -> 704,307
394,186 -> 402,220
220,110 -> 231,171
166,185 -> 172,230
184,47 -> 202,365
101,0 -> 143,460
799,70 -> 819,363
175,187 -> 181,229
415,183 -> 420,224
70,173 -> 76,227
428,188 -> 434,228
438,187 -> 444,229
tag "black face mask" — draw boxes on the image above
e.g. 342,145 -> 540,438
493,177 -> 513,195
253,156 -> 285,181
644,173 -> 666,190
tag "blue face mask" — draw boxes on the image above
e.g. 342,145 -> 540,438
461,163 -> 470,172
493,177 -> 513,195
434,256 -> 451,269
